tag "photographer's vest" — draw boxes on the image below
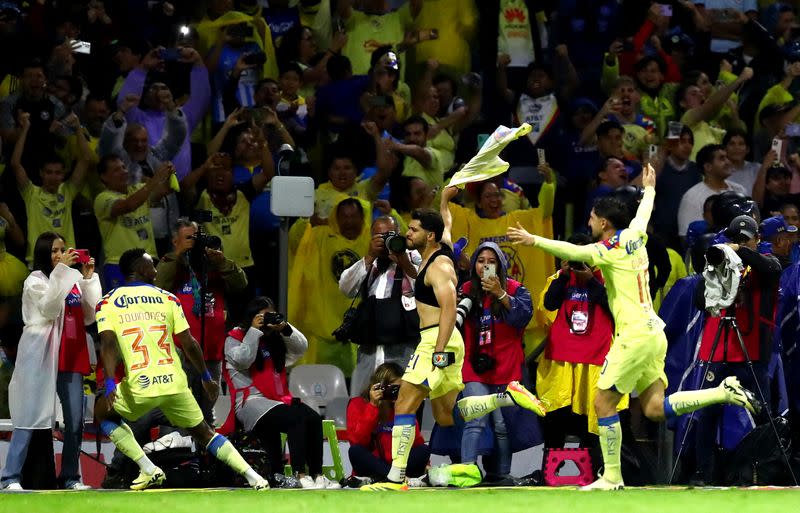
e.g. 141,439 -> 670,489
461,279 -> 525,384
174,267 -> 227,361
219,327 -> 292,436
700,270 -> 773,362
546,271 -> 614,366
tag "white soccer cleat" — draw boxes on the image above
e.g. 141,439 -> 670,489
721,376 -> 761,414
130,467 -> 166,490
580,476 -> 624,491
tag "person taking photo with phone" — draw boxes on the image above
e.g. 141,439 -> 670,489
345,363 -> 429,486
2,232 -> 100,490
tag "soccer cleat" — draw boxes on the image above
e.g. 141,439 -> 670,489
580,476 -> 624,491
505,381 -> 547,417
253,478 -> 270,491
721,376 -> 762,414
130,467 -> 166,490
360,480 -> 409,491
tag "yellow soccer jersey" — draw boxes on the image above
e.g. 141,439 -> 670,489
534,187 -> 664,335
96,284 -> 190,397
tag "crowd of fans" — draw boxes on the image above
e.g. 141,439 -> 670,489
1,0 -> 800,489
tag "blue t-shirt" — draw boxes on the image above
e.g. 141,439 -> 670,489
316,75 -> 371,131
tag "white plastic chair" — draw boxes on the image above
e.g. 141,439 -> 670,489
288,364 -> 349,413
323,396 -> 349,430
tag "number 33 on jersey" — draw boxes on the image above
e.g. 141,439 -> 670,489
96,284 -> 191,396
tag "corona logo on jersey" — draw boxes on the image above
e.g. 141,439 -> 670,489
113,294 -> 165,308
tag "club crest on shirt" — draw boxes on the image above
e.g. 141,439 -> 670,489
331,249 -> 360,281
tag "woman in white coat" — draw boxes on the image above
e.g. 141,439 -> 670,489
1,232 -> 101,490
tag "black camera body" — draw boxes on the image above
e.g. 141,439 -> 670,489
380,383 -> 400,400
381,231 -> 406,253
333,307 -> 358,343
264,311 -> 285,326
471,352 -> 496,374
189,210 -> 221,253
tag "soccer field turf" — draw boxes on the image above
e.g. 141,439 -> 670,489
1,487 -> 798,513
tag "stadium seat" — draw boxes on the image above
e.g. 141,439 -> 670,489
288,364 -> 348,413
323,396 -> 349,430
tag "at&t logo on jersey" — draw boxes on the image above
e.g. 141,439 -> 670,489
114,295 -> 165,308
138,374 -> 174,389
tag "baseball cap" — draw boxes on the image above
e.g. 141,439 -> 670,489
727,215 -> 759,241
760,215 -> 798,240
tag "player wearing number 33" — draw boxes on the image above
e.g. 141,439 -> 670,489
93,248 -> 269,491
362,188 -> 547,492
507,163 -> 760,491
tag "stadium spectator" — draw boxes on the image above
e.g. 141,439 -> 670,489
117,46 -> 210,179
2,232 -> 100,491
289,197 -> 371,375
653,125 -> 700,250
346,363 -> 429,483
678,144 -> 747,237
98,92 -> 187,256
94,155 -> 173,289
222,296 -> 339,489
10,111 -> 90,264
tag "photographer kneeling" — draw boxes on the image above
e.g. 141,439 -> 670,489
222,297 -> 339,489
692,215 -> 782,485
346,363 -> 430,485
155,217 -> 247,424
458,242 -> 533,477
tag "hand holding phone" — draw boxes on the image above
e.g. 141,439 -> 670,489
74,249 -> 91,264
482,263 -> 496,279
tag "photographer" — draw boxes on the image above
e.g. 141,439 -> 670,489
458,241 -> 533,477
537,233 -> 622,448
338,215 -> 420,396
222,297 -> 338,489
691,215 -> 782,485
154,217 -> 247,424
346,363 -> 429,485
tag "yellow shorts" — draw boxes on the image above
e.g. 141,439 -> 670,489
113,386 -> 204,429
596,329 -> 668,395
403,326 -> 465,399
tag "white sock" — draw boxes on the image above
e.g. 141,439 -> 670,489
243,467 -> 262,486
135,455 -> 157,474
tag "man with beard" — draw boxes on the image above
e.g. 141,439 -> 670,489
508,163 -> 760,490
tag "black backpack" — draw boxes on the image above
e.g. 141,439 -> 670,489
724,417 -> 793,485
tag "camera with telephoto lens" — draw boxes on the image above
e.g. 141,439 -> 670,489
455,297 -> 473,329
264,311 -> 285,326
381,231 -> 406,253
471,352 -> 496,374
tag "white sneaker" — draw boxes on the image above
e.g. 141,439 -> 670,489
143,431 -> 194,454
721,376 -> 761,414
313,475 -> 341,489
2,482 -> 23,491
580,476 -> 624,491
299,475 -> 316,489
65,482 -> 92,490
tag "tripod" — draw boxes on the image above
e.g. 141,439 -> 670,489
669,315 -> 797,485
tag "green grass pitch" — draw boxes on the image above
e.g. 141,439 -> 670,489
1,487 -> 799,513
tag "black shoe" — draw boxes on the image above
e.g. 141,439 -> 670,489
101,470 -> 129,489
513,470 -> 544,486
